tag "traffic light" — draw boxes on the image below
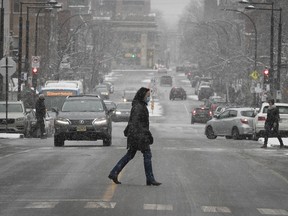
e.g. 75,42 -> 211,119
32,67 -> 38,75
263,68 -> 269,83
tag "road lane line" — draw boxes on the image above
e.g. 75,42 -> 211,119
25,201 -> 58,208
184,104 -> 190,116
102,171 -> 124,201
143,204 -> 173,211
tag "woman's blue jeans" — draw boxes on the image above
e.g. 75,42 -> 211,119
109,148 -> 155,182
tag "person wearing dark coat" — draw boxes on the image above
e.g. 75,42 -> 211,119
35,94 -> 46,139
261,99 -> 284,148
108,87 -> 161,186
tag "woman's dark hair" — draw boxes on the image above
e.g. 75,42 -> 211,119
132,87 -> 150,102
268,99 -> 275,105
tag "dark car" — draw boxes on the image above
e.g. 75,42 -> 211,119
169,87 -> 187,100
113,102 -> 132,122
198,86 -> 214,101
160,75 -> 173,86
52,95 -> 113,147
191,106 -> 213,124
123,89 -> 137,102
94,85 -> 110,99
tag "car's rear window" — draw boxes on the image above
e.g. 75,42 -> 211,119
241,110 -> 255,117
263,106 -> 288,114
0,104 -> 23,112
195,108 -> 209,112
62,100 -> 104,112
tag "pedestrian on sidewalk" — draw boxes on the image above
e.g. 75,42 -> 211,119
261,99 -> 284,148
108,87 -> 161,186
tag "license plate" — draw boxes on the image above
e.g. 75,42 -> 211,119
77,125 -> 86,132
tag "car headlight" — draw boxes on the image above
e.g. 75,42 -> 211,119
16,117 -> 26,122
55,118 -> 70,125
93,118 -> 107,125
116,111 -> 121,115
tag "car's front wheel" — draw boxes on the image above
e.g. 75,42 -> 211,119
206,126 -> 217,139
54,134 -> 65,147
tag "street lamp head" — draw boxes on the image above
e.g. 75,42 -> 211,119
245,5 -> 255,10
239,0 -> 250,4
47,0 -> 58,5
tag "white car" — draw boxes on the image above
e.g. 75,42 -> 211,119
253,102 -> 288,140
205,107 -> 256,140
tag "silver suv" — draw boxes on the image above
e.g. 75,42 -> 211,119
0,101 -> 28,135
52,95 -> 113,147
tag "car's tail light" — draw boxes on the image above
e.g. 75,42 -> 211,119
209,111 -> 213,116
258,116 -> 266,121
192,110 -> 196,115
240,118 -> 249,124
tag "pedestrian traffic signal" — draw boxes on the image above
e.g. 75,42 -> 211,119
32,67 -> 38,75
263,68 -> 269,83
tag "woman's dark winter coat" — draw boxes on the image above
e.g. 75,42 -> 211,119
124,87 -> 153,151
265,105 -> 280,134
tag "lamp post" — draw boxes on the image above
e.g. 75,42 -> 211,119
0,0 -> 4,59
245,5 -> 282,99
17,0 -> 58,101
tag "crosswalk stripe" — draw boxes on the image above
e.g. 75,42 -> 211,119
258,208 -> 288,215
201,206 -> 231,213
85,202 -> 116,209
25,201 -> 58,208
143,204 -> 173,211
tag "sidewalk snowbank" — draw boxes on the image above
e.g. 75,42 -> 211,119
0,133 -> 24,139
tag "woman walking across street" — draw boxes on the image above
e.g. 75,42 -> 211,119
108,87 -> 161,186
261,99 -> 285,148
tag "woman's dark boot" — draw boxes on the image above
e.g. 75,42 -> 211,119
144,151 -> 161,186
108,174 -> 121,184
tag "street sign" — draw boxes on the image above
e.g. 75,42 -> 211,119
250,70 -> 260,80
0,57 -> 16,77
31,56 -> 41,68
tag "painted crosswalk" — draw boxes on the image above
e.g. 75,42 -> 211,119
5,200 -> 287,215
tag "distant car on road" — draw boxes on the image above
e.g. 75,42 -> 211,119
205,107 -> 256,140
157,67 -> 168,74
160,75 -> 172,86
198,86 -> 214,101
94,84 -> 110,100
169,87 -> 187,100
113,102 -> 132,122
191,106 -> 213,124
123,89 -> 137,102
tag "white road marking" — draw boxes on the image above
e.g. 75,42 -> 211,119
25,201 -> 58,208
143,204 -> 173,211
85,201 -> 116,209
201,206 -> 231,213
258,208 -> 288,215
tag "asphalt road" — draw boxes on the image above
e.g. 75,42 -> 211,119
0,69 -> 287,216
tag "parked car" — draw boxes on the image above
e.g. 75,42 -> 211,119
205,107 -> 256,140
191,106 -> 213,124
195,79 -> 212,95
113,102 -> 132,122
94,85 -> 110,100
52,95 -> 114,147
123,89 -> 137,102
198,86 -> 214,101
26,109 -> 54,138
160,75 -> 172,86
253,102 -> 288,140
169,87 -> 187,100
0,101 -> 29,136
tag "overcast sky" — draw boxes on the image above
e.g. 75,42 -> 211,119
151,0 -> 191,28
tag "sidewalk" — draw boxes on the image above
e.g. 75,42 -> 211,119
0,133 -> 24,139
